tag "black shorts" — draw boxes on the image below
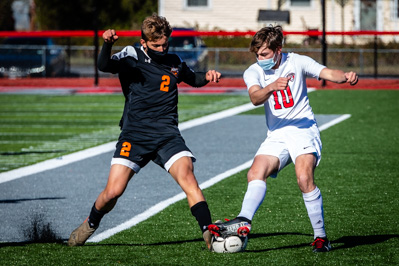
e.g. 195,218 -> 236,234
112,133 -> 195,172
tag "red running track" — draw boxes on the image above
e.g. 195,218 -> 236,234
0,77 -> 398,94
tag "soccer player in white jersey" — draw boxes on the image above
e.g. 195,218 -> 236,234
208,25 -> 358,252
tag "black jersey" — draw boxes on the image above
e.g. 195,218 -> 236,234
98,43 -> 208,140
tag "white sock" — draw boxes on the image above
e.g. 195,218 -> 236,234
303,186 -> 326,239
237,180 -> 266,221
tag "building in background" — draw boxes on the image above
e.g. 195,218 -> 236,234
159,0 -> 399,44
11,0 -> 35,31
12,0 -> 30,31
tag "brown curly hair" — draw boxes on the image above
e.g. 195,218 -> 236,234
249,25 -> 284,54
141,14 -> 173,42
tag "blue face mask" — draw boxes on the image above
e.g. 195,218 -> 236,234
257,56 -> 276,71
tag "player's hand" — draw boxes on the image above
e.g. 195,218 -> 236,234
103,29 -> 119,44
272,77 -> 289,91
345,71 -> 358,86
206,70 -> 221,83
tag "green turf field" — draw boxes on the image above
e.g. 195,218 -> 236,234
0,90 -> 398,265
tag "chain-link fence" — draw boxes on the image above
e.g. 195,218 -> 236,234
1,44 -> 398,78
203,47 -> 399,77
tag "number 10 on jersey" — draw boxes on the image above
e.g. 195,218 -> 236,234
273,86 -> 294,110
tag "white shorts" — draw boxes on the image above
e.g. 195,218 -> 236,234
111,150 -> 195,173
255,125 -> 322,177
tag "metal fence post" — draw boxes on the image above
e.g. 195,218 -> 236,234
93,2 -> 99,87
321,0 -> 327,87
374,35 -> 378,78
215,48 -> 220,71
42,46 -> 46,77
359,49 -> 364,75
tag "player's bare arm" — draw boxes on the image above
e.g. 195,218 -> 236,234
320,68 -> 358,85
102,29 -> 119,44
205,70 -> 221,83
248,77 -> 289,106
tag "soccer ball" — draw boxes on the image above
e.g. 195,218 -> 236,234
211,235 -> 248,253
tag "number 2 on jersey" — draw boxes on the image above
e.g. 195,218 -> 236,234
273,86 -> 294,110
160,75 -> 170,92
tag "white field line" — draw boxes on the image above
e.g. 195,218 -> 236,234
318,114 -> 351,131
0,142 -> 117,185
178,102 -> 256,131
0,102 -> 258,184
89,112 -> 351,243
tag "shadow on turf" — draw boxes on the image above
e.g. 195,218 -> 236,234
0,239 -> 68,248
331,234 -> 399,250
86,232 -> 312,248
94,237 -> 202,247
244,232 -> 313,253
237,233 -> 399,253
0,197 -> 66,204
68,233 -> 399,252
2,233 -> 397,251
73,233 -> 399,251
0,211 -> 66,247
0,150 -> 66,155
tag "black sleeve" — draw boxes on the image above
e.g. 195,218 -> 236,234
181,62 -> 209,87
193,72 -> 209,87
97,42 -> 121,73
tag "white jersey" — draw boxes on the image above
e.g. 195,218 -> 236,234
244,52 -> 326,133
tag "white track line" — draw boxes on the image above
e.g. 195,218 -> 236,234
89,113 -> 351,243
0,142 -> 116,185
0,103 -> 258,184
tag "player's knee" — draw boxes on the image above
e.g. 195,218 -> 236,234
247,168 -> 265,182
296,175 -> 315,193
103,188 -> 124,202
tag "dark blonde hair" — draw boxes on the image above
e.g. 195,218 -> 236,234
250,25 -> 284,54
141,14 -> 172,42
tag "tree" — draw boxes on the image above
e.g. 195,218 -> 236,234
0,0 -> 15,31
34,0 -> 157,30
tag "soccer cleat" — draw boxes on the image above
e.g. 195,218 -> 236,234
208,218 -> 251,238
311,237 -> 332,252
67,219 -> 97,246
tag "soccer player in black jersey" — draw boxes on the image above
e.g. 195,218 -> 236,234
68,14 -> 221,250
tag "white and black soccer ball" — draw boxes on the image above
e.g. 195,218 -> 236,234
211,235 -> 248,253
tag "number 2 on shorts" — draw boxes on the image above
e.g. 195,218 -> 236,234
120,142 -> 131,157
